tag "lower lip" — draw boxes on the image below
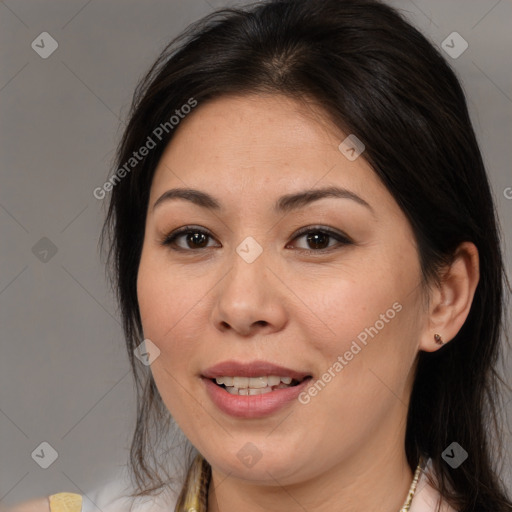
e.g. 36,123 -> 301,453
202,377 -> 312,419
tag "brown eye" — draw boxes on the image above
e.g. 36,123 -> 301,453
305,232 -> 330,250
288,226 -> 352,252
160,225 -> 352,253
160,226 -> 218,250
185,231 -> 209,248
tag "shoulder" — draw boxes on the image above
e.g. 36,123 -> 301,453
3,496 -> 50,512
6,493 -> 82,512
5,468 -> 179,512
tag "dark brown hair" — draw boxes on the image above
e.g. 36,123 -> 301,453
100,1 -> 512,510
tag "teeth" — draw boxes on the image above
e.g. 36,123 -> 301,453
229,386 -> 274,396
214,375 -> 302,395
248,376 -> 269,389
233,376 -> 249,388
249,386 -> 273,395
248,386 -> 273,395
214,375 -> 296,388
267,376 -> 281,386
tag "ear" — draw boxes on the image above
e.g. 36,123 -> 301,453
419,242 -> 480,353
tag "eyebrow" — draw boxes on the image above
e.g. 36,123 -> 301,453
152,186 -> 374,215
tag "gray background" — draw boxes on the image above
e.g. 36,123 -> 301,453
1,0 -> 511,506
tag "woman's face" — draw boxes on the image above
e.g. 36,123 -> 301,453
137,93 -> 427,485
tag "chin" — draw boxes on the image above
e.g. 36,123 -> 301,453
209,448 -> 306,484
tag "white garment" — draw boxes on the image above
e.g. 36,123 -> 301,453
80,458 -> 456,512
81,466 -> 179,512
410,458 -> 457,512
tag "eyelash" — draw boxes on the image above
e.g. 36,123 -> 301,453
159,225 -> 353,254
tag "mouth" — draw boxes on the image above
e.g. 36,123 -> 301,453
209,375 -> 311,396
200,360 -> 313,417
201,373 -> 314,418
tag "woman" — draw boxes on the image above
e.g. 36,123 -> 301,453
10,0 -> 511,511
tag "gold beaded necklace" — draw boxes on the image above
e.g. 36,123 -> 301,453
175,454 -> 425,512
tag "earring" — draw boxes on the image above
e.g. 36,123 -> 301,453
434,333 -> 444,345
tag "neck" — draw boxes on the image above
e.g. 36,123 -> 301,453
207,418 -> 415,512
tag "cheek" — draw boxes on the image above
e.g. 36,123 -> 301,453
136,250 -> 215,396
296,286 -> 421,450
137,248 -> 199,341
137,256 -> 202,424
293,267 -> 407,356
292,251 -> 422,404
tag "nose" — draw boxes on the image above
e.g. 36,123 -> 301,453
210,243 -> 288,337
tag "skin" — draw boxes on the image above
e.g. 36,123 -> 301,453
136,93 -> 479,512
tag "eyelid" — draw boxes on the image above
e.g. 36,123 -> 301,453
158,225 -> 218,249
159,224 -> 353,252
290,225 -> 353,244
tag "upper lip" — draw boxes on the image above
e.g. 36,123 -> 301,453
201,360 -> 311,381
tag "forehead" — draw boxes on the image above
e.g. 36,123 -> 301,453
149,94 -> 388,212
